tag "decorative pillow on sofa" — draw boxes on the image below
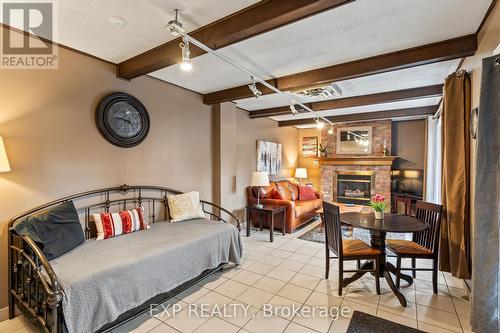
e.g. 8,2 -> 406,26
167,191 -> 206,222
253,184 -> 275,199
10,201 -> 85,260
298,185 -> 317,201
275,181 -> 295,201
271,188 -> 285,200
288,182 -> 300,201
93,207 -> 150,240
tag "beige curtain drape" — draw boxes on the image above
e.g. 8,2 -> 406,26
439,71 -> 471,279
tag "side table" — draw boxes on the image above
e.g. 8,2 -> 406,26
245,204 -> 286,242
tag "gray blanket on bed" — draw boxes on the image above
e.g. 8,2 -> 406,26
48,219 -> 242,333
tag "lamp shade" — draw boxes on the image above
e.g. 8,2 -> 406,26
295,168 -> 308,179
251,171 -> 269,187
0,137 -> 11,173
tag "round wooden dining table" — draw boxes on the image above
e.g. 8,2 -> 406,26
340,212 -> 428,307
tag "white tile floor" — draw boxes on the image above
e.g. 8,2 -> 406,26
0,222 -> 473,333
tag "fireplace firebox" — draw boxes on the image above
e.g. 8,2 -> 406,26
335,171 -> 374,205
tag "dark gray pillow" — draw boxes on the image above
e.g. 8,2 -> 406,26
10,201 -> 84,260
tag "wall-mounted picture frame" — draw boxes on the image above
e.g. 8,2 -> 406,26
256,140 -> 282,175
336,126 -> 372,154
302,136 -> 318,157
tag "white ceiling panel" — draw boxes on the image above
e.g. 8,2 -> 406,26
151,0 -> 490,94
270,97 -> 441,122
234,60 -> 458,111
1,0 -> 259,63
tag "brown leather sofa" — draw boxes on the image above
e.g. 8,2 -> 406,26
247,180 -> 323,233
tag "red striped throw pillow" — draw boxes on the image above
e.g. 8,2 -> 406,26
93,207 -> 150,240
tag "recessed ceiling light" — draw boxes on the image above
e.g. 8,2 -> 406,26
109,16 -> 127,27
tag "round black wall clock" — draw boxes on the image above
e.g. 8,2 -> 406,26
95,92 -> 150,148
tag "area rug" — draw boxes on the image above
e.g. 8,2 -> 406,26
346,311 -> 423,333
298,225 -> 410,244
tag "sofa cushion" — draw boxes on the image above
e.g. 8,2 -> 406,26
10,201 -> 85,260
271,188 -> 284,200
275,181 -> 294,201
298,185 -> 317,201
252,184 -> 275,199
295,201 -> 316,217
260,184 -> 276,199
288,182 -> 299,201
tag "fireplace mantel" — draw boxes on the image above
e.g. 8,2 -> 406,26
317,156 -> 397,166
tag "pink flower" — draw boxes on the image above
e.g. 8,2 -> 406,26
371,194 -> 385,203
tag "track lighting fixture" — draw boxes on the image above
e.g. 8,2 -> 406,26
248,76 -> 262,98
179,36 -> 192,71
167,11 -> 336,129
316,117 -> 324,129
328,125 -> 334,135
290,100 -> 299,115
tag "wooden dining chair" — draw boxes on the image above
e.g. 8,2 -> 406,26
386,201 -> 443,293
392,195 -> 412,215
323,201 -> 381,296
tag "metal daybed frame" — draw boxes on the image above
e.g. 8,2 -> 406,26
8,184 -> 240,333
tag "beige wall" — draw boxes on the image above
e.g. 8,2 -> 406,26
219,103 -> 238,211
391,120 -> 426,170
217,102 -> 299,220
458,4 -> 499,262
298,128 -> 322,188
0,28 -> 213,309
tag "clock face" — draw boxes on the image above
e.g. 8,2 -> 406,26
106,102 -> 143,138
96,93 -> 150,148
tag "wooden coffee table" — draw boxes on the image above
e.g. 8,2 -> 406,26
246,204 -> 286,242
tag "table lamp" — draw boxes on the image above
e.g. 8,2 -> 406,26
0,137 -> 11,173
251,171 -> 269,208
295,168 -> 308,185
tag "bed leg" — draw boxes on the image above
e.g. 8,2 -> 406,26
47,291 -> 63,333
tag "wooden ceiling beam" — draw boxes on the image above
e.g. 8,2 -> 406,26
248,84 -> 443,118
117,0 -> 354,79
203,34 -> 477,104
277,105 -> 438,127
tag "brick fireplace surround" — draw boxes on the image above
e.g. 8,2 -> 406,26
319,120 -> 394,211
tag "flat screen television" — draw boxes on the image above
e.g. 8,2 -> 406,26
391,169 -> 424,198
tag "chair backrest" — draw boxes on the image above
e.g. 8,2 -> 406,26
394,196 -> 412,215
413,201 -> 443,254
322,201 -> 342,257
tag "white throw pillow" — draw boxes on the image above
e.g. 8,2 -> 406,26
167,191 -> 206,222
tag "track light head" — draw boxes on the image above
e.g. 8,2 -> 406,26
316,117 -> 324,129
248,76 -> 262,98
179,36 -> 192,71
289,100 -> 299,115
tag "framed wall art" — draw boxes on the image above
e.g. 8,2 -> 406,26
302,136 -> 318,157
256,140 -> 282,175
336,126 -> 372,154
